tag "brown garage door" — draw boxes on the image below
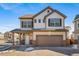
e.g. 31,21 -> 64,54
36,35 -> 63,46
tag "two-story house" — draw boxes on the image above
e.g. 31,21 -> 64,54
73,15 -> 79,43
11,6 -> 68,47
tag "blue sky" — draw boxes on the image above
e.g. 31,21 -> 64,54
0,3 -> 79,33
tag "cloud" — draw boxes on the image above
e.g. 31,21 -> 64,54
0,3 -> 51,14
0,24 -> 19,33
0,3 -> 21,10
0,3 -> 27,14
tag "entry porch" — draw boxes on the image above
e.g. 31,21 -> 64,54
10,29 -> 33,47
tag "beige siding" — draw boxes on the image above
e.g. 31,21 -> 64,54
33,32 -> 66,40
34,23 -> 45,29
33,9 -> 52,29
25,34 -> 29,45
46,12 -> 64,29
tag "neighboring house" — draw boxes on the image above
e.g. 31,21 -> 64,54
4,32 -> 10,42
4,32 -> 13,42
73,15 -> 79,42
10,6 -> 68,47
65,26 -> 71,39
0,32 -> 4,40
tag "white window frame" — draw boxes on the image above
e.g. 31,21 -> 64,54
48,18 -> 61,27
21,21 -> 32,28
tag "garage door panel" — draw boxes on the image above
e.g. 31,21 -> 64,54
36,35 -> 63,46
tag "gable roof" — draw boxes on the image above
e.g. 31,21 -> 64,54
54,10 -> 66,19
19,6 -> 54,19
33,6 -> 54,18
19,6 -> 66,19
44,10 -> 66,19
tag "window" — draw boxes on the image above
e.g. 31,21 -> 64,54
48,18 -> 61,27
21,21 -> 32,28
21,21 -> 27,28
43,20 -> 45,23
34,19 -> 37,23
38,19 -> 41,23
21,21 -> 24,28
28,21 -> 32,28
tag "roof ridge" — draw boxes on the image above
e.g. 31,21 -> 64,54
44,9 -> 66,19
33,6 -> 54,18
19,6 -> 66,19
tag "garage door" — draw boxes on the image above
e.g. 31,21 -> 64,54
36,35 -> 63,46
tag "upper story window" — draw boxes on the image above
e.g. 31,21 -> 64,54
21,21 -> 32,28
43,19 -> 45,23
34,19 -> 37,23
48,18 -> 62,27
38,19 -> 41,23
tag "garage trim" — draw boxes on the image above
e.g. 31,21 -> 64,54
33,32 -> 66,40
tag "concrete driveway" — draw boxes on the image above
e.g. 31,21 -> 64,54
34,47 -> 79,56
0,46 -> 79,56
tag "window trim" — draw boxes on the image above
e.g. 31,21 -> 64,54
48,18 -> 62,27
38,19 -> 41,23
21,21 -> 32,28
43,19 -> 45,23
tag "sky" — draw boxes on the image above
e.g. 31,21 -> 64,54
0,3 -> 79,33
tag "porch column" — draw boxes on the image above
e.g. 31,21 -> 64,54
23,33 -> 25,40
22,33 -> 24,40
12,32 -> 15,47
25,34 -> 29,45
19,33 -> 21,45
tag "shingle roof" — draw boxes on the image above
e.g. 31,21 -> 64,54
74,14 -> 79,20
19,6 -> 66,19
10,28 -> 68,33
19,14 -> 34,19
10,29 -> 32,33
